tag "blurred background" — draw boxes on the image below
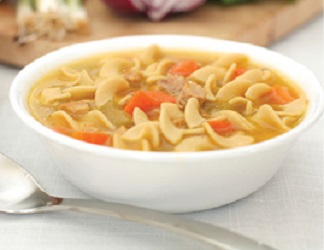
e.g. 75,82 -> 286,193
0,0 -> 322,67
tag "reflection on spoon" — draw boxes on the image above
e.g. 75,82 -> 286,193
0,152 -> 277,250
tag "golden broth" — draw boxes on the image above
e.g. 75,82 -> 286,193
28,46 -> 307,152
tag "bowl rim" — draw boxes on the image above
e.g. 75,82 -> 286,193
9,35 -> 324,163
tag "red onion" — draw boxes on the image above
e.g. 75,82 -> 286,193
102,0 -> 206,21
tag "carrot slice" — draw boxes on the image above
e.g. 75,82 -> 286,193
262,85 -> 296,105
73,132 -> 110,145
123,91 -> 152,114
169,60 -> 200,77
208,120 -> 236,135
233,68 -> 247,78
123,91 -> 176,114
54,128 -> 110,145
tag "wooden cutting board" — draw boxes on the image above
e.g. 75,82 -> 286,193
0,0 -> 322,67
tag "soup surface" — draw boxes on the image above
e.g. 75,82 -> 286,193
28,45 -> 307,152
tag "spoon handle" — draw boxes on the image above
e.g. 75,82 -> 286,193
44,198 -> 277,250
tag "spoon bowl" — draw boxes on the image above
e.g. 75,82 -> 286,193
0,154 -> 57,212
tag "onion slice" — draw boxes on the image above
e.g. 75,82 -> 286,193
103,0 -> 206,21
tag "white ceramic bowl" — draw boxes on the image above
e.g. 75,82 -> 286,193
10,35 -> 324,213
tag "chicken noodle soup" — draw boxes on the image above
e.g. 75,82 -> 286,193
28,45 -> 307,152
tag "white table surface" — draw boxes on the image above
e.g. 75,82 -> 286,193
0,15 -> 323,250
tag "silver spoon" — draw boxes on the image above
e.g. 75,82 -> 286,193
0,152 -> 277,250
